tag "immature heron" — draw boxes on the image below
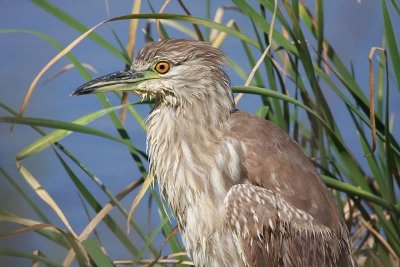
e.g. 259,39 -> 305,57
73,39 -> 353,267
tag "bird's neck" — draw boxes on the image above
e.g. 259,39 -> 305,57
146,90 -> 236,216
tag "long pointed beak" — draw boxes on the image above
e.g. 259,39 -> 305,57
71,70 -> 159,96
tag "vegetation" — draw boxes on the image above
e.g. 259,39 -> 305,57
1,0 -> 399,266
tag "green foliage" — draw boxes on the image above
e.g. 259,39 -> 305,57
1,0 -> 399,266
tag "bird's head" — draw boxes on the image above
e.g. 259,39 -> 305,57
73,39 -> 234,110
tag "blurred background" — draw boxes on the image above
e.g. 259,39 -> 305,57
1,0 -> 399,266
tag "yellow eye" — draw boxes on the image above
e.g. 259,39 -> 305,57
154,61 -> 170,74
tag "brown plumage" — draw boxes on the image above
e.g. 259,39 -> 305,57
74,39 -> 354,267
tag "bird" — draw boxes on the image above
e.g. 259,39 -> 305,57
73,39 -> 354,267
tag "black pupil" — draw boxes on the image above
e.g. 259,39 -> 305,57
159,64 -> 165,69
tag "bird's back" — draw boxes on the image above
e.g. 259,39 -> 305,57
223,111 -> 353,267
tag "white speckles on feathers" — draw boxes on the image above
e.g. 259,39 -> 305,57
225,184 -> 352,267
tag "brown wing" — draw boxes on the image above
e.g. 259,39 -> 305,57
224,111 -> 353,267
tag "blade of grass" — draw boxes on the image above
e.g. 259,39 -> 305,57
322,176 -> 399,214
126,0 -> 142,59
369,47 -> 386,153
132,215 -> 171,265
383,49 -> 396,205
243,0 -> 277,89
350,113 -> 384,195
0,248 -> 63,267
127,172 -> 154,233
0,116 -> 147,159
0,212 -> 68,249
82,238 -> 115,267
315,0 -> 324,67
283,0 -> 335,128
177,0 -> 204,41
382,0 -> 400,91
152,189 -> 183,255
205,0 -> 211,41
0,224 -> 90,267
147,19 -> 197,38
16,103 -> 132,160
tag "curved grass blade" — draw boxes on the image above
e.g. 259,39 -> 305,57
148,19 -> 197,38
32,0 -> 127,62
0,212 -> 68,248
0,223 -> 90,267
127,172 -> 154,233
0,248 -> 63,267
322,176 -> 399,215
15,104 -> 132,161
0,116 -> 146,158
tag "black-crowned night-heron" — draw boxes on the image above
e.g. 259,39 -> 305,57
73,39 -> 353,267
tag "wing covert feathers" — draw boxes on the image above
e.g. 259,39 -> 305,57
225,184 -> 353,267
224,111 -> 353,266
